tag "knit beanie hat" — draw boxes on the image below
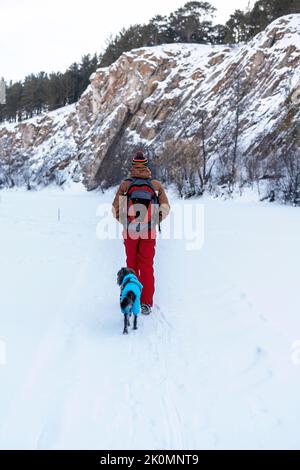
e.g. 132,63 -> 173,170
132,150 -> 148,166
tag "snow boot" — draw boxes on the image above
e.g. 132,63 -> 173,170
141,304 -> 152,315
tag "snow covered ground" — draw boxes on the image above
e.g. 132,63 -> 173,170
0,187 -> 300,450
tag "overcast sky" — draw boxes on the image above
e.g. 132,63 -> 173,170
0,0 -> 253,82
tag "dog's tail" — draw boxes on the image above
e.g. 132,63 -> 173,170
121,291 -> 136,314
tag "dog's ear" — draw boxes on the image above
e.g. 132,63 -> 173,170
117,267 -> 137,286
117,268 -> 124,286
117,267 -> 127,286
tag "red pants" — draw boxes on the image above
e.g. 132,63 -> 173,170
123,232 -> 156,306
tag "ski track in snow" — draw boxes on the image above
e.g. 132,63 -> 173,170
0,189 -> 300,449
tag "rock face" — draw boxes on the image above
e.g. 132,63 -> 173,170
0,14 -> 300,190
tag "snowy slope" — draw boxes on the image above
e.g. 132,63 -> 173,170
0,189 -> 300,449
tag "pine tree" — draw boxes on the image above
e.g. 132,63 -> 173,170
148,15 -> 175,45
248,0 -> 300,39
169,1 -> 216,43
225,10 -> 251,43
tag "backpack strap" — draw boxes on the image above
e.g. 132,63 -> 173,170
124,177 -> 134,193
149,178 -> 161,233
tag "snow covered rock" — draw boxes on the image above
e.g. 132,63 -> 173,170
0,14 -> 299,191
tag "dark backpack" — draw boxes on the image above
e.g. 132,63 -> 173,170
125,177 -> 160,233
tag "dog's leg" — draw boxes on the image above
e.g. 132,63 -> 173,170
133,315 -> 138,330
123,314 -> 129,335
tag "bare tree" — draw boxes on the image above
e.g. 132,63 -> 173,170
214,67 -> 251,195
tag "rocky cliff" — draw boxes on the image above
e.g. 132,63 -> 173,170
0,14 -> 299,194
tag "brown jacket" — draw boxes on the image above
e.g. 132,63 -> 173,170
112,164 -> 170,225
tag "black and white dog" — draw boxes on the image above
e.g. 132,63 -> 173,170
117,267 -> 143,335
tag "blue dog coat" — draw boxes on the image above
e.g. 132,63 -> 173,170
120,273 -> 143,316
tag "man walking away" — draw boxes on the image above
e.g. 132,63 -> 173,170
112,151 -> 170,315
